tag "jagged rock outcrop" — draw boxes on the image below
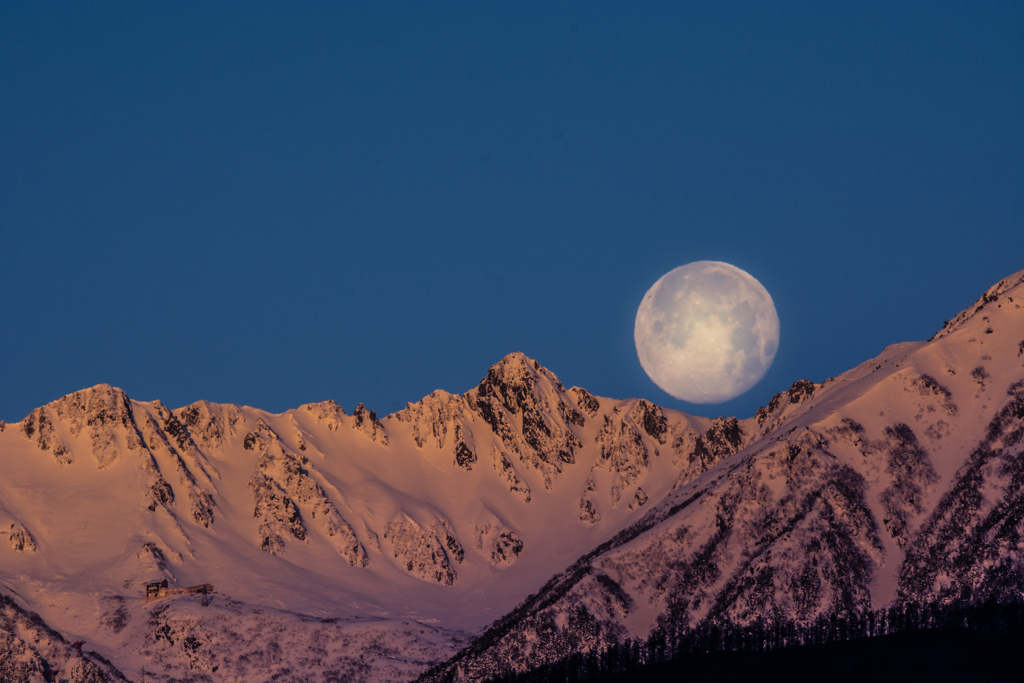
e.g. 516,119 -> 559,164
492,447 -> 532,502
391,390 -> 468,450
177,400 -> 245,448
593,408 -> 652,507
249,470 -> 306,555
390,391 -> 479,469
468,353 -> 585,489
352,403 -> 389,445
475,523 -> 524,567
20,406 -> 71,466
1,506 -> 38,554
245,420 -> 368,565
299,399 -> 347,431
752,379 -> 819,439
579,497 -> 601,524
628,487 -> 649,511
3,524 -> 36,553
132,403 -> 216,528
570,387 -> 601,418
384,513 -> 465,586
668,415 -> 745,487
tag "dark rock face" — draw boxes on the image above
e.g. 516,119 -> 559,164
494,448 -> 532,503
147,477 -> 175,512
629,399 -> 668,444
452,424 -> 476,470
673,416 -> 744,477
299,399 -> 346,431
250,470 -> 307,554
593,406 -> 656,507
178,401 -> 244,448
5,524 -> 36,553
352,403 -> 388,445
454,441 -> 476,470
492,531 -> 523,564
570,387 -> 600,417
630,488 -> 649,510
702,417 -> 744,459
579,498 -> 601,524
148,404 -> 217,528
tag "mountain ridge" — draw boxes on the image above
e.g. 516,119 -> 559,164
0,349 -> 738,681
2,269 -> 1022,683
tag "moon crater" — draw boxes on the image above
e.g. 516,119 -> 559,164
634,261 -> 780,404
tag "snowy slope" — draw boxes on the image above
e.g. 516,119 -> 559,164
421,269 -> 1024,681
0,352 -> 746,681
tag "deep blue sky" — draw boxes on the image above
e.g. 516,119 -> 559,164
2,2 -> 1022,423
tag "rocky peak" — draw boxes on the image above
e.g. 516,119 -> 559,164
473,352 -> 555,414
20,384 -> 144,469
467,353 -> 585,486
49,383 -> 136,433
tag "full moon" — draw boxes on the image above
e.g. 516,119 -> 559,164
634,261 -> 780,404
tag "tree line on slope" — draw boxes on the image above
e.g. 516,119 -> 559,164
477,599 -> 1024,683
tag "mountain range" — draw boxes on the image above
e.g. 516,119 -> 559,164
2,268 -> 1023,683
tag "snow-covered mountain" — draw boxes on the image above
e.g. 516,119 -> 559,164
0,348 -> 747,681
2,269 -> 1022,683
420,269 -> 1024,681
